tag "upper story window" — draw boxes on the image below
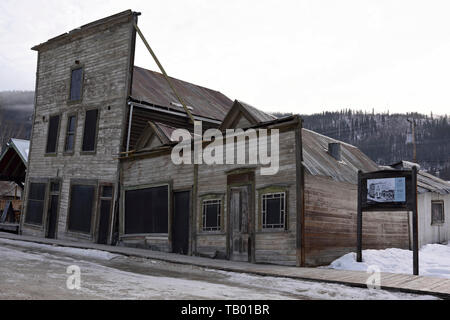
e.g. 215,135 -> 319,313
431,201 -> 444,225
64,114 -> 77,153
82,109 -> 98,153
70,67 -> 83,101
46,115 -> 60,154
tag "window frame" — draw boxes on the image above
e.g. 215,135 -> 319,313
64,112 -> 78,155
65,179 -> 98,238
199,193 -> 224,233
23,179 -> 48,228
202,199 -> 222,232
121,182 -> 171,237
80,108 -> 100,155
68,65 -> 84,103
257,185 -> 289,232
45,113 -> 61,156
431,200 -> 445,226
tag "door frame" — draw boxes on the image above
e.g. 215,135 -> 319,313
45,178 -> 62,239
95,182 -> 115,245
172,188 -> 192,255
226,170 -> 255,263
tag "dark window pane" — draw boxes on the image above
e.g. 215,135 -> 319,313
50,182 -> 60,192
28,183 -> 46,200
202,200 -> 221,231
432,202 -> 444,224
82,109 -> 98,152
65,134 -> 74,152
67,115 -> 76,132
68,185 -> 95,233
46,115 -> 60,154
25,183 -> 46,225
125,186 -> 168,234
70,68 -> 83,101
102,186 -> 113,198
266,198 -> 281,225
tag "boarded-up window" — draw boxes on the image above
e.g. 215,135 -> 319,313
82,109 -> 98,152
64,115 -> 77,152
202,199 -> 221,231
68,185 -> 95,233
46,115 -> 60,154
25,183 -> 46,225
70,67 -> 83,101
124,186 -> 168,234
262,192 -> 286,229
431,201 -> 444,225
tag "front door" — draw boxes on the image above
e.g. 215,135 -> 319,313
97,185 -> 114,245
172,191 -> 190,255
229,185 -> 251,262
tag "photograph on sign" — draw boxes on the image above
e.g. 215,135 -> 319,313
367,177 -> 406,203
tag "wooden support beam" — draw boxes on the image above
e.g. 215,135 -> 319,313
133,22 -> 196,124
412,166 -> 419,275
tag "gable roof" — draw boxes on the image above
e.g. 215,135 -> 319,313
131,66 -> 233,121
134,121 -> 185,151
219,100 -> 277,130
0,138 -> 29,187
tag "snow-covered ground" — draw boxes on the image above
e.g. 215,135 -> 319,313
327,243 -> 450,279
0,238 -> 438,300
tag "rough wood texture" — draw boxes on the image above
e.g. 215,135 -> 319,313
304,174 -> 410,266
21,14 -> 136,243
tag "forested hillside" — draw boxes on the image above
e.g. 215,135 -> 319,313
0,91 -> 34,152
273,110 -> 450,180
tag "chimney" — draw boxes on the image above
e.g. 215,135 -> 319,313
328,143 -> 341,161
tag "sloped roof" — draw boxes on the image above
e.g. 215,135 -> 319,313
302,129 -> 379,184
219,100 -> 277,130
0,138 -> 29,186
131,66 -> 233,121
388,161 -> 450,194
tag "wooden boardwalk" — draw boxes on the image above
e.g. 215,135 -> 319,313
0,232 -> 448,299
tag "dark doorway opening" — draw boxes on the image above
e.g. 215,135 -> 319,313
46,181 -> 60,239
172,191 -> 190,255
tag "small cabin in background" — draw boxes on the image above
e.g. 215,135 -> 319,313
0,138 -> 29,231
387,161 -> 450,247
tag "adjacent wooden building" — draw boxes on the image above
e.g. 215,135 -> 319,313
21,10 -> 412,266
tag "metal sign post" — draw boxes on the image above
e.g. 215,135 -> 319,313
357,168 -> 419,275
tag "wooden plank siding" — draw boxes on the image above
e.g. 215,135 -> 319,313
21,14 -> 137,242
304,174 -> 410,266
121,152 -> 194,251
195,129 -> 298,265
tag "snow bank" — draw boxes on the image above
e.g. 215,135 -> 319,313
0,238 -> 120,261
327,243 -> 450,279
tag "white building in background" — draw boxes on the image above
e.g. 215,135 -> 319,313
389,161 -> 450,247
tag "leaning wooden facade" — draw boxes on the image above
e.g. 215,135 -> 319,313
22,10 -> 411,266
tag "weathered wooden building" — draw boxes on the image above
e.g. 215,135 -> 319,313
22,10 -> 411,266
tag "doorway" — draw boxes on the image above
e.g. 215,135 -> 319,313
229,185 -> 252,262
46,181 -> 60,239
172,190 -> 190,255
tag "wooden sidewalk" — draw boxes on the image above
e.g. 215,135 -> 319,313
0,232 -> 449,299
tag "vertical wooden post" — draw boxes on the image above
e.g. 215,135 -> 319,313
412,166 -> 419,275
356,170 -> 363,263
295,116 -> 305,267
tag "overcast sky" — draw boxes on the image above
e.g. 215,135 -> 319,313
1,0 -> 450,115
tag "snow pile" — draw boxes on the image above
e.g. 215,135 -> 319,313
0,238 -> 119,261
327,243 -> 450,279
